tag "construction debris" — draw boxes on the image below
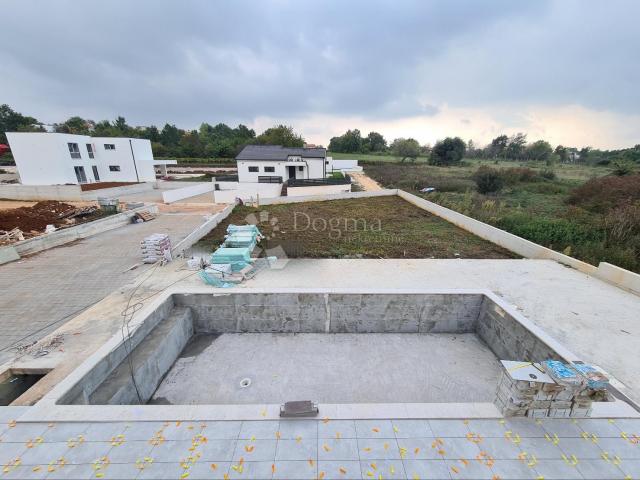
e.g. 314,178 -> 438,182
0,201 -> 105,243
133,210 -> 156,223
494,360 -> 610,418
141,233 -> 172,263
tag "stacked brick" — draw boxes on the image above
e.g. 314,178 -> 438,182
494,360 -> 609,418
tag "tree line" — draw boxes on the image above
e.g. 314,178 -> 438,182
328,128 -> 640,166
0,104 -> 304,158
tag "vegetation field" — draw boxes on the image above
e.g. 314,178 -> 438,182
364,162 -> 640,273
199,196 -> 516,259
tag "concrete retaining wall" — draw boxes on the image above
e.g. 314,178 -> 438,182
161,182 -> 213,203
213,183 -> 283,204
260,189 -> 397,205
172,204 -> 235,255
287,184 -> 351,197
0,182 -> 154,201
0,204 -> 160,262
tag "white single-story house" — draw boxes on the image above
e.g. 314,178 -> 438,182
213,145 -> 354,203
5,132 -> 173,185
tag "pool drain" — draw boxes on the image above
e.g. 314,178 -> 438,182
240,378 -> 252,388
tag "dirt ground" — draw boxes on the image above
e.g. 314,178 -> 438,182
199,196 -> 517,259
0,201 -> 110,238
349,171 -> 383,191
79,181 -> 139,191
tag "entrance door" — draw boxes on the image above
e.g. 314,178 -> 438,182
92,165 -> 100,181
287,166 -> 296,180
74,166 -> 87,183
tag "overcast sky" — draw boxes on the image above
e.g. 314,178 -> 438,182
1,0 -> 639,148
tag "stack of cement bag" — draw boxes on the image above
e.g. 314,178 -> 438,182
141,233 -> 172,264
494,360 -> 609,418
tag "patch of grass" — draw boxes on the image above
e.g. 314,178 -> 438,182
198,196 -> 516,259
364,162 -> 640,273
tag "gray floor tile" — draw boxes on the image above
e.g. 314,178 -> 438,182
318,438 -> 359,461
137,462 -> 185,479
359,459 -> 405,479
277,420 -> 317,440
502,419 -> 547,438
186,461 -> 232,479
82,422 -> 128,442
318,420 -> 357,439
444,459 -> 493,479
275,439 -> 317,461
558,437 -> 604,459
357,438 -> 401,460
40,423 -> 89,443
198,439 -> 237,462
533,460 -> 584,479
598,437 -> 640,459
232,439 -> 277,462
465,419 -> 507,438
62,441 -> 113,464
161,422 -> 203,441
619,459 -> 640,478
106,440 -> 155,463
355,420 -> 395,439
0,407 -> 29,424
239,421 -> 280,440
428,420 -> 470,438
19,442 -> 71,465
318,461 -> 361,480
576,419 -> 624,437
477,437 -> 523,459
44,463 -> 96,479
396,438 -> 442,460
540,419 -> 585,437
1,423 -> 49,443
1,464 -> 48,480
437,438 -> 481,460
614,419 -> 640,436
0,441 -> 28,465
518,437 -> 564,459
402,459 -> 451,480
273,460 -> 317,480
491,459 -> 539,479
119,422 -> 167,441
391,419 -> 433,438
149,440 -> 193,463
227,461 -> 274,479
576,459 -> 626,479
201,421 -> 242,440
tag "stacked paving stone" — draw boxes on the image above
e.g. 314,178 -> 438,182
494,360 -> 609,418
140,233 -> 172,263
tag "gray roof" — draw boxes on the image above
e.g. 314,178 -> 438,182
236,145 -> 326,161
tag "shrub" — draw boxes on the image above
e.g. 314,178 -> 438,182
611,160 -> 635,176
567,174 -> 640,213
604,201 -> 640,243
473,166 -> 504,194
495,214 -> 604,247
429,137 -> 466,166
540,169 -> 556,180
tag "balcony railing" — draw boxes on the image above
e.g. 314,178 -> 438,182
214,175 -> 239,182
288,174 -> 351,187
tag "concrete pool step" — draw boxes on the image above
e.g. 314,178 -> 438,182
89,306 -> 193,405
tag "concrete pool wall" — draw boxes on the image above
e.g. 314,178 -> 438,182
47,290 -> 574,408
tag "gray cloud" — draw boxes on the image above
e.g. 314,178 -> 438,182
0,0 -> 638,133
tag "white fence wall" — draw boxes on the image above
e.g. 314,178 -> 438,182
213,183 -> 282,204
161,182 -> 214,203
287,184 -> 351,197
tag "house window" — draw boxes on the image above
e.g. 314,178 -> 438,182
92,165 -> 100,181
86,144 -> 94,159
104,144 -> 116,150
109,165 -> 121,172
248,166 -> 259,172
73,166 -> 87,183
68,143 -> 81,159
264,166 -> 275,173
298,166 -> 304,171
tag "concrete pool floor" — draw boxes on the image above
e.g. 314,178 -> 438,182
151,333 -> 502,405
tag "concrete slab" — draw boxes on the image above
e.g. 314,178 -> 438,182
151,333 -> 501,405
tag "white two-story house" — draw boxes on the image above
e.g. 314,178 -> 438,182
6,132 -> 160,185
